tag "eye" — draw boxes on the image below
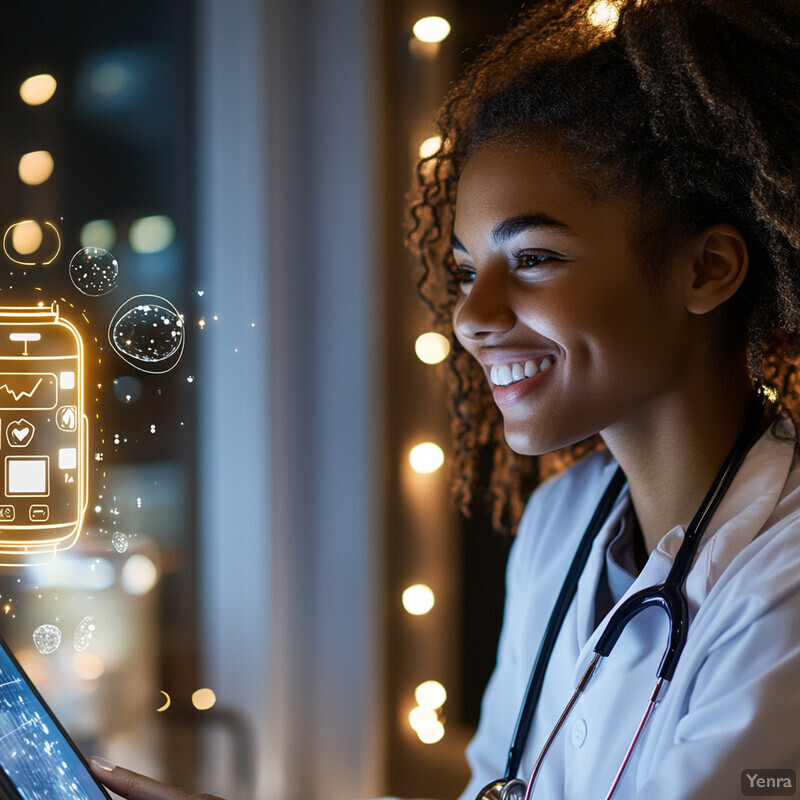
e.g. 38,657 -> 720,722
513,251 -> 555,269
451,264 -> 476,285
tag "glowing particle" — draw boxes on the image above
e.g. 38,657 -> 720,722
94,505 -> 102,513
197,290 -> 204,296
73,616 -> 96,652
109,295 -> 185,373
150,424 -> 156,433
111,532 -> 129,553
33,624 -> 62,654
187,376 -> 194,383
198,319 -> 206,329
69,247 -> 119,296
136,497 -> 142,508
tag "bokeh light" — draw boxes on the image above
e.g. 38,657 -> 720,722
11,220 -> 43,255
19,74 -> 57,105
121,554 -> 159,594
587,0 -> 620,31
412,16 -> 451,43
192,688 -> 217,710
129,214 -> 176,254
415,680 -> 447,710
418,136 -> 441,159
402,584 -> 435,615
80,219 -> 117,251
414,331 -> 449,364
18,151 -> 54,185
409,442 -> 444,474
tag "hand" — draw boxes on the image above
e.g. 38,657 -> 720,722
90,758 -> 228,800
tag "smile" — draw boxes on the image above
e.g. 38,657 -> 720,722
490,357 -> 555,387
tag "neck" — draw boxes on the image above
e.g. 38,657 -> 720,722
601,377 -> 755,556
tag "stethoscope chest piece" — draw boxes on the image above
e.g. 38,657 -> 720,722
475,778 -> 527,800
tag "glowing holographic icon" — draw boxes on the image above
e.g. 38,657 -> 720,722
69,247 -> 119,296
73,615 -> 96,652
32,623 -> 62,654
111,531 -> 129,553
108,295 -> 185,374
0,304 -> 88,567
2,220 -> 62,266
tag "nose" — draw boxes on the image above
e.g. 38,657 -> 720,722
453,270 -> 515,341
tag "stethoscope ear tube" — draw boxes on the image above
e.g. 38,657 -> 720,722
503,467 -> 627,780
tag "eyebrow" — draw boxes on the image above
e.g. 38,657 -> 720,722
452,212 -> 576,253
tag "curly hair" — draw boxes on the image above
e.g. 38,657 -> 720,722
406,0 -> 800,533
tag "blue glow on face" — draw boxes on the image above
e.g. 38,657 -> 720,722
0,643 -> 107,799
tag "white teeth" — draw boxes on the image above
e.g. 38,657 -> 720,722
490,357 -> 554,386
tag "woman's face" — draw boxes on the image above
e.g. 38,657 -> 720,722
452,140 -> 692,455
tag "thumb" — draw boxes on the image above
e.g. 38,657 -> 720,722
90,758 -> 226,800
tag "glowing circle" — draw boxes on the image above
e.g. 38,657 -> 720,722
412,16 -> 451,43
19,74 -> 57,106
129,215 -> 176,254
19,151 -> 54,185
121,554 -> 158,594
80,219 -> 117,251
69,247 -> 119,296
409,442 -> 444,474
32,624 -> 62,654
73,616 -> 96,652
11,220 -> 42,255
416,718 -> 445,744
587,0 -> 620,31
415,680 -> 447,710
3,220 -> 61,265
418,136 -> 441,159
192,688 -> 217,711
402,584 -> 435,615
414,332 -> 450,364
109,295 -> 185,374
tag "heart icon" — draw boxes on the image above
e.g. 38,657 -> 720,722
6,419 -> 35,448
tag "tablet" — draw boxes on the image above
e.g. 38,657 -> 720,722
0,634 -> 110,799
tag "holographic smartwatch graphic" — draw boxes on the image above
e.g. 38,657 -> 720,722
0,304 -> 88,566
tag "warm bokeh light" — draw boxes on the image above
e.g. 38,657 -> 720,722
587,0 -> 620,31
402,583 -> 435,615
80,219 -> 117,251
417,718 -> 445,744
414,331 -> 449,364
412,16 -> 451,43
415,679 -> 447,710
18,150 -> 54,185
129,214 -> 176,254
192,687 -> 217,710
74,651 -> 106,681
418,136 -> 441,159
11,220 -> 43,255
121,554 -> 159,594
409,442 -> 444,474
408,705 -> 438,732
19,74 -> 57,105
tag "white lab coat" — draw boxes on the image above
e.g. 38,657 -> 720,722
461,417 -> 800,800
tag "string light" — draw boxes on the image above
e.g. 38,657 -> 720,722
414,332 -> 449,364
412,16 -> 451,43
409,442 -> 444,473
402,584 -> 435,615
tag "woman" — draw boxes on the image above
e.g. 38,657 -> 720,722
93,0 -> 800,797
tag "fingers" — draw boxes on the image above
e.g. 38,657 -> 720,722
90,758 -> 227,800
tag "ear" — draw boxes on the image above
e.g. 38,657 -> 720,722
684,224 -> 748,315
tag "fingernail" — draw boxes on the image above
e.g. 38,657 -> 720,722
90,757 -> 115,772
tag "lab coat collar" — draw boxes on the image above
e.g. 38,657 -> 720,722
575,415 -> 797,678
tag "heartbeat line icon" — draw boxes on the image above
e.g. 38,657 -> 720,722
0,378 -> 43,402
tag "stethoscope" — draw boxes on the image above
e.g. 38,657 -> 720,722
476,395 -> 767,800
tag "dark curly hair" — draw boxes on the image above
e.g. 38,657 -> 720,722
406,0 -> 800,533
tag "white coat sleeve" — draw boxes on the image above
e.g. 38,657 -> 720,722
632,566 -> 800,800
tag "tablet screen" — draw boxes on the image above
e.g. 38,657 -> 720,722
0,641 -> 108,800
